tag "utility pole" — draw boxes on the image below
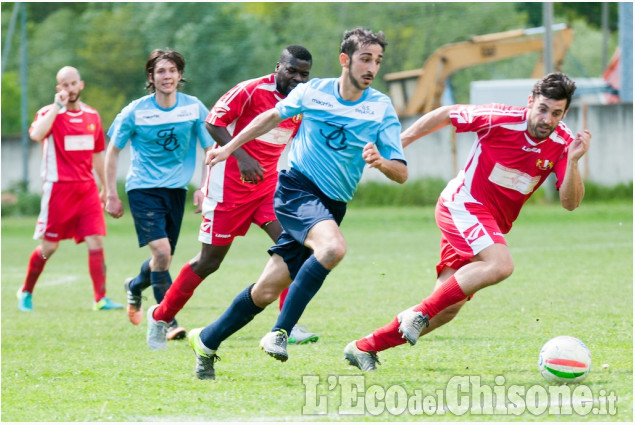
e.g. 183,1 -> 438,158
542,2 -> 554,74
20,2 -> 29,191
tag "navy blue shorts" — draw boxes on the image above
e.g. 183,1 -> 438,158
127,188 -> 186,254
268,168 -> 347,279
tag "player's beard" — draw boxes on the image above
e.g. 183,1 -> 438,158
68,89 -> 82,105
348,71 -> 373,91
528,119 -> 555,140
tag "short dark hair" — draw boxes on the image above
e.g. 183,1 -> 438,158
145,48 -> 187,93
282,45 -> 313,63
340,27 -> 387,57
532,72 -> 577,110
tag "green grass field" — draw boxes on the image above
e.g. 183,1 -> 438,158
1,201 -> 632,421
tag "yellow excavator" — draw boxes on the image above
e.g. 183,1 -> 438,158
385,24 -> 574,117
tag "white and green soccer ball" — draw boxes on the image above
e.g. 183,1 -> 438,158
538,335 -> 591,384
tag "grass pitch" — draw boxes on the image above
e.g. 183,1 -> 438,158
1,201 -> 632,421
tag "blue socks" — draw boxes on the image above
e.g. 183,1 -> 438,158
273,255 -> 329,335
128,258 -> 172,304
129,258 -> 151,295
200,284 -> 263,350
150,270 -> 172,303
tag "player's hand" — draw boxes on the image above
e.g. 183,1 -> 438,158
105,197 -> 124,219
236,152 -> 265,184
99,187 -> 107,209
55,90 -> 69,107
569,129 -> 591,162
193,188 -> 204,214
205,146 -> 230,167
362,142 -> 383,168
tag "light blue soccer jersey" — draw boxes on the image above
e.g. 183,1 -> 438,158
108,92 -> 213,191
276,78 -> 404,202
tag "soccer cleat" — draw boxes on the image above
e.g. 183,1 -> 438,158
288,324 -> 319,345
188,328 -> 220,380
344,341 -> 381,371
167,319 -> 187,341
17,290 -> 33,312
259,329 -> 289,362
146,305 -> 168,350
93,297 -> 124,311
124,277 -> 143,325
397,308 -> 430,346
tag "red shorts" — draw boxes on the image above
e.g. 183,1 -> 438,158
34,180 -> 106,243
198,193 -> 277,246
434,197 -> 506,275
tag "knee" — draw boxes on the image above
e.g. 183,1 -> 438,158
152,249 -> 172,270
190,257 -> 222,278
251,284 -> 281,307
490,256 -> 514,284
315,240 -> 347,269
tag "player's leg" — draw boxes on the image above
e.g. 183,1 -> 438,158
18,240 -> 59,312
152,243 -> 232,325
188,254 -> 292,379
85,234 -> 122,310
262,218 -> 319,344
19,182 -> 61,311
268,219 -> 344,339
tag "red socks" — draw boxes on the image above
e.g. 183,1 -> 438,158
88,248 -> 107,302
356,275 -> 467,353
279,287 -> 289,311
412,275 -> 466,317
22,246 -> 47,294
153,263 -> 203,322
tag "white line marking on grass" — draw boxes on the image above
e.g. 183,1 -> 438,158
38,276 -> 78,287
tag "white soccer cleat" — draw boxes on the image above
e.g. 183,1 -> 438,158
397,308 -> 429,346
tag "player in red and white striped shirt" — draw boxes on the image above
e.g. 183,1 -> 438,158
345,72 -> 592,371
17,66 -> 122,312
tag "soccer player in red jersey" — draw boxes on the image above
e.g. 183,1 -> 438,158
17,66 -> 123,312
344,72 -> 592,371
145,45 -> 317,349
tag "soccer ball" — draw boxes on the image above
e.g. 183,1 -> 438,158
538,335 -> 591,384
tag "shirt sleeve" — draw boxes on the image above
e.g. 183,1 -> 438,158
207,80 -> 252,127
107,103 -> 135,149
197,100 -> 214,148
94,114 -> 106,153
376,104 -> 406,162
276,82 -> 308,119
449,104 -> 497,134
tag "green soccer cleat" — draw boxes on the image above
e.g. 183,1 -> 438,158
17,290 -> 33,312
288,324 -> 319,344
93,297 -> 124,311
188,328 -> 220,380
259,329 -> 289,362
344,341 -> 381,371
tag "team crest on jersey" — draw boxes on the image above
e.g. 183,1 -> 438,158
536,159 -> 554,171
87,123 -> 96,132
292,114 -> 302,124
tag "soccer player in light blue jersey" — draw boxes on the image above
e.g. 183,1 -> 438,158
186,28 -> 408,380
105,49 -> 214,347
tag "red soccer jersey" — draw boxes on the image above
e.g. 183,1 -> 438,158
31,103 -> 105,183
204,73 -> 301,204
444,103 -> 575,233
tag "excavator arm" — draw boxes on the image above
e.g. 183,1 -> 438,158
385,25 -> 574,116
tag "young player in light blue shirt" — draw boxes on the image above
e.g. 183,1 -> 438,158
105,49 -> 213,344
184,28 -> 408,380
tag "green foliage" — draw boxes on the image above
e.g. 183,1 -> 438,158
350,178 -> 448,207
1,71 -> 21,135
1,203 -> 632,421
1,2 -> 621,136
